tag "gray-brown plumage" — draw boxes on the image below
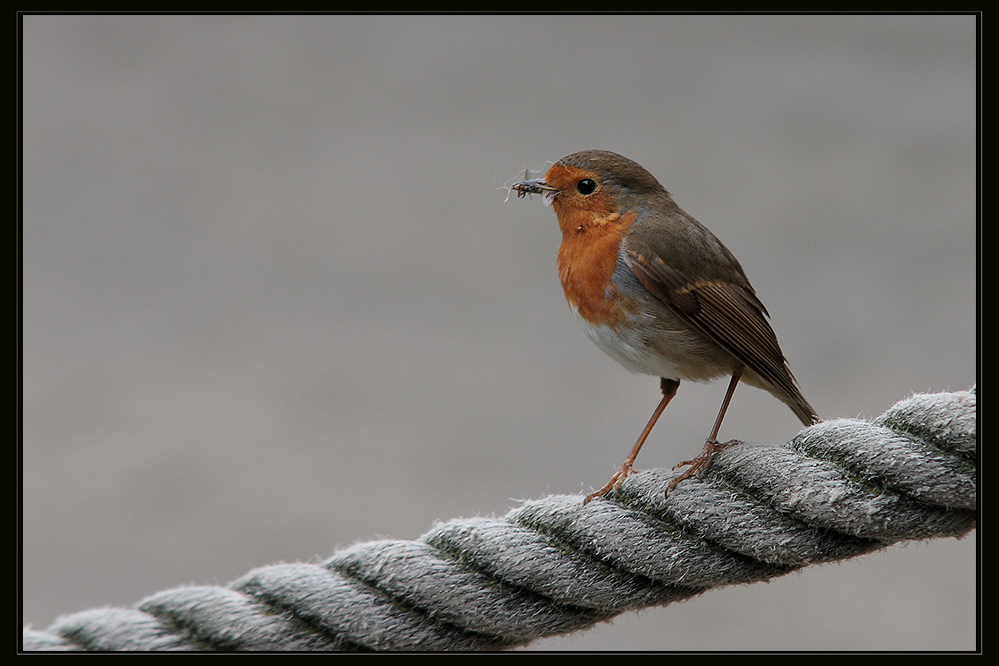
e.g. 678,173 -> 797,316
513,150 -> 818,500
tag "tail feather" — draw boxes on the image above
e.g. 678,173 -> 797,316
786,389 -> 819,426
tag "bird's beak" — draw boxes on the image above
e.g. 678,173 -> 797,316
511,178 -> 558,196
511,178 -> 559,205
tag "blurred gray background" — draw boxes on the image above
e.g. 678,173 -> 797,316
22,15 -> 977,651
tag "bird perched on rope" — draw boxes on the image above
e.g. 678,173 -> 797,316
512,150 -> 819,502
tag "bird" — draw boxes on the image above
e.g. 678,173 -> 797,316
511,150 -> 819,502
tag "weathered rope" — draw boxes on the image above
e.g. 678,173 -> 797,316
22,388 -> 976,651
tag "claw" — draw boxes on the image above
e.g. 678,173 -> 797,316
584,463 -> 637,504
665,439 -> 741,495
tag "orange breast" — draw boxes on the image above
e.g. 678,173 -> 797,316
556,210 -> 638,326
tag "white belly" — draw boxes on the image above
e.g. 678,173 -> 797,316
573,308 -> 730,383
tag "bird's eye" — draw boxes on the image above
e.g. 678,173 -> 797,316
576,178 -> 597,195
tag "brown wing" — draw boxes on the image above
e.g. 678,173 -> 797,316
625,249 -> 816,424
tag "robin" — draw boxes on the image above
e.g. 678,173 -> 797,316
511,150 -> 819,502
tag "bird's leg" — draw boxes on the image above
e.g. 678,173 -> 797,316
667,365 -> 744,494
585,378 -> 680,504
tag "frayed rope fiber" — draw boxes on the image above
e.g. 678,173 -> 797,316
23,388 -> 976,651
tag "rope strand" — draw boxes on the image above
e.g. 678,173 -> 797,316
22,388 -> 977,651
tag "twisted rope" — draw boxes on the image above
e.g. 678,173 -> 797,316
22,388 -> 977,651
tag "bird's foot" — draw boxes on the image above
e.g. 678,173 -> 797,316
666,439 -> 740,494
584,463 -> 637,504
